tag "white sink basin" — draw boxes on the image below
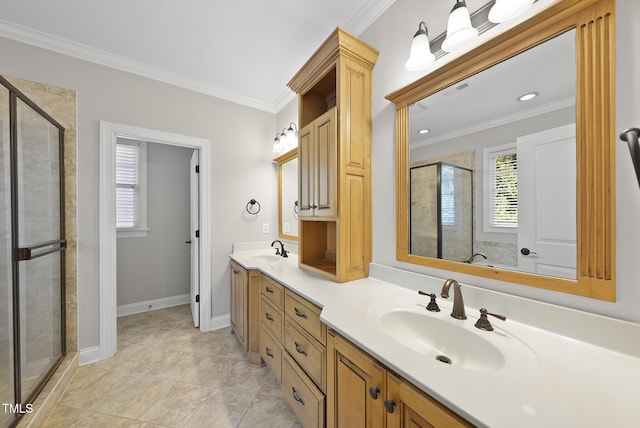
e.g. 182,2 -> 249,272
250,254 -> 282,263
369,301 -> 540,373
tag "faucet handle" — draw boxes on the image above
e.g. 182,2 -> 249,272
418,291 -> 440,312
474,308 -> 506,331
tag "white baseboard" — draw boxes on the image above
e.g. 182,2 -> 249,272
117,294 -> 190,317
210,314 -> 230,331
79,345 -> 101,366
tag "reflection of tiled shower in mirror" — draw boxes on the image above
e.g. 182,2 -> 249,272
410,161 -> 472,262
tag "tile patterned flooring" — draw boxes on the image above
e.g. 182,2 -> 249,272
44,305 -> 302,427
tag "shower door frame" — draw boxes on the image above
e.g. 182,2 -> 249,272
1,75 -> 67,412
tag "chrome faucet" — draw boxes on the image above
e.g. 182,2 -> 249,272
440,279 -> 466,320
270,240 -> 288,258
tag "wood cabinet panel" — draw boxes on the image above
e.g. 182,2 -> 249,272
284,290 -> 325,345
260,296 -> 284,343
259,325 -> 282,383
284,320 -> 326,392
260,274 -> 284,309
282,353 -> 325,428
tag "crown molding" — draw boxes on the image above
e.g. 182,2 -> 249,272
345,0 -> 396,36
1,1 -> 396,116
0,19 -> 277,113
411,96 -> 576,149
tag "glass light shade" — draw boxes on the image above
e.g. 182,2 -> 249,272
405,31 -> 435,71
284,124 -> 298,149
441,3 -> 478,52
489,0 -> 534,23
272,134 -> 282,153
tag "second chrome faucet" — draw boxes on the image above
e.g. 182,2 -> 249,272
440,279 -> 466,320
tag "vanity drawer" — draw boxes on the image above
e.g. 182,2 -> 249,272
261,274 -> 284,308
285,290 -> 325,345
284,319 -> 326,392
260,296 -> 284,343
260,325 -> 282,383
282,352 -> 325,428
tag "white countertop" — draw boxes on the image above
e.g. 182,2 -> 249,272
230,245 -> 640,427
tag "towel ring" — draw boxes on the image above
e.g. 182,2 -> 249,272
246,199 -> 261,215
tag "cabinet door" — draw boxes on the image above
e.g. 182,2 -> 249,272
298,124 -> 314,217
230,262 -> 247,349
385,373 -> 472,428
327,330 -> 385,428
314,108 -> 337,218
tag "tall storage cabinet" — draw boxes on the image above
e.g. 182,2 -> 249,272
288,27 -> 378,283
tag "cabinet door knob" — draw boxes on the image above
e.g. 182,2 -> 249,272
384,399 -> 396,414
368,387 -> 380,400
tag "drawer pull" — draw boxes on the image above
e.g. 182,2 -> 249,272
292,387 -> 305,405
265,286 -> 274,293
384,399 -> 396,414
294,307 -> 307,319
265,347 -> 273,358
369,387 -> 380,400
294,342 -> 308,356
265,313 -> 274,321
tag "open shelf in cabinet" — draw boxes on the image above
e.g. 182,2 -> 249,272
300,220 -> 337,278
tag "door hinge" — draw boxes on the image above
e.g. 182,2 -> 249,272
195,165 -> 200,173
195,230 -> 200,238
195,294 -> 200,303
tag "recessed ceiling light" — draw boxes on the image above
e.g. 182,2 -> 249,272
418,128 -> 430,134
517,92 -> 539,102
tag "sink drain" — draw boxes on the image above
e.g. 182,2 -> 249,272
435,355 -> 452,365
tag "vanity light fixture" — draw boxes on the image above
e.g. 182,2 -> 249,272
272,122 -> 299,154
488,0 -> 535,23
405,21 -> 435,71
517,91 -> 539,101
441,0 -> 478,53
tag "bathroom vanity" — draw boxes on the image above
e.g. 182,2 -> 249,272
229,246 -> 640,427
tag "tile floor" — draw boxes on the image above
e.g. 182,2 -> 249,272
43,305 -> 302,427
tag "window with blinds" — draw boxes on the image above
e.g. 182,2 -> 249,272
116,140 -> 147,236
441,164 -> 456,226
483,144 -> 518,232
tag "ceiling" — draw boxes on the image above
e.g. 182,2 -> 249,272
0,0 -> 400,113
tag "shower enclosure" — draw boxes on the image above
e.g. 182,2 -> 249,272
1,76 -> 66,426
410,162 -> 473,262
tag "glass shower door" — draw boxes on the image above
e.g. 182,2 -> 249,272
0,82 -> 14,428
14,96 -> 66,403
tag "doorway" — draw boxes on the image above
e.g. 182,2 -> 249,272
98,122 -> 212,362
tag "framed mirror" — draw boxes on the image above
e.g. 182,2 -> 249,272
275,148 -> 298,241
386,0 -> 615,301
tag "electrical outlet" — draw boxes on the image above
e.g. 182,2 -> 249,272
283,222 -> 290,233
262,223 -> 269,234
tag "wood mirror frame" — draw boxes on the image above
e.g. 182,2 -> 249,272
386,0 -> 615,301
274,148 -> 299,241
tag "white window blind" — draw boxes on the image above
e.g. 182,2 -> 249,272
116,143 -> 140,229
489,150 -> 518,228
441,164 -> 455,226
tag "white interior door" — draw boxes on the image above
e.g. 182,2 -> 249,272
189,150 -> 200,327
517,123 -> 576,279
